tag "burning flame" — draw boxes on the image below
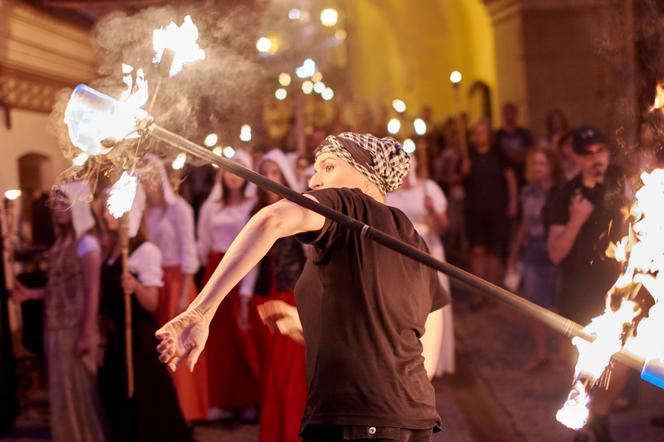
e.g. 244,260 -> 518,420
153,15 -> 205,77
557,169 -> 664,429
107,171 -> 138,218
64,65 -> 149,156
650,81 -> 664,113
556,381 -> 590,430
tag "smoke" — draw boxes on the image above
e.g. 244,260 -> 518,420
49,0 -> 271,191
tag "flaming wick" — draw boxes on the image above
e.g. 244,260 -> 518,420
107,171 -> 138,219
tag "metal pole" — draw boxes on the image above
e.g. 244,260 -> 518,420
146,122 -> 651,375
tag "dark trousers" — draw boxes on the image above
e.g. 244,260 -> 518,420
302,425 -> 433,442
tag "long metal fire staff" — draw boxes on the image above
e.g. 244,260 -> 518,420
137,119 -> 664,385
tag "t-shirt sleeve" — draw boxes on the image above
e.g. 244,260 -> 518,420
548,186 -> 570,227
425,180 -> 447,214
128,242 -> 164,288
173,201 -> 200,275
76,234 -> 101,257
429,267 -> 450,311
295,188 -> 346,248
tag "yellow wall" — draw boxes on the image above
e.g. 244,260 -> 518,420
346,0 -> 497,123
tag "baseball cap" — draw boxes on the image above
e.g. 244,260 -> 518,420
572,125 -> 609,155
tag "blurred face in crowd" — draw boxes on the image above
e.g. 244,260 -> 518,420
222,168 -> 245,192
260,160 -> 286,204
548,111 -> 566,133
579,143 -> 610,180
142,174 -> 164,207
530,151 -> 552,184
502,104 -> 517,127
471,120 -> 492,151
50,192 -> 72,228
309,153 -> 370,192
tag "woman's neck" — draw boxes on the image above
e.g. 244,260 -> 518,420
536,177 -> 554,190
225,190 -> 245,206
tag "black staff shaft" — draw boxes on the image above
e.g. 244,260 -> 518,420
147,123 -> 647,373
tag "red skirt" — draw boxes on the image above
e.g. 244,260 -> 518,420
259,291 -> 307,442
157,266 -> 209,422
204,253 -> 260,410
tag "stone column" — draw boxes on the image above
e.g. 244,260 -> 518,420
484,0 -> 636,143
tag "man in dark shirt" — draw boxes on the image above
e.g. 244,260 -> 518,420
547,125 -> 628,442
495,102 -> 534,185
157,132 -> 449,442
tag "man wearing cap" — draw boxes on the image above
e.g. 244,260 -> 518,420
157,132 -> 448,442
547,125 -> 628,442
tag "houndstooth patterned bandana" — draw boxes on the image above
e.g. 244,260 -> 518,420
315,132 -> 411,194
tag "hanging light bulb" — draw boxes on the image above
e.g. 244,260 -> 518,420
403,138 -> 416,153
240,124 -> 252,142
320,8 -> 339,27
313,81 -> 326,94
321,87 -> 334,101
387,118 -> 401,135
392,99 -> 407,113
414,118 -> 427,136
275,88 -> 288,100
223,146 -> 236,158
256,37 -> 272,54
278,72 -> 292,87
204,133 -> 218,147
302,80 -> 314,94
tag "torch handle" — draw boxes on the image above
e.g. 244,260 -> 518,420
146,123 -> 651,380
120,216 -> 134,398
452,86 -> 469,162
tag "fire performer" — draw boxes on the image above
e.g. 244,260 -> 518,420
547,126 -> 629,441
156,132 -> 448,442
98,188 -> 193,442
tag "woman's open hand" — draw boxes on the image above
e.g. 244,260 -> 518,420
155,308 -> 209,372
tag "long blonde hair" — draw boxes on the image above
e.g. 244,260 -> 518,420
525,147 -> 563,185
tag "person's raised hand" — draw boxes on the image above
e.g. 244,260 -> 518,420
155,308 -> 209,373
569,194 -> 594,226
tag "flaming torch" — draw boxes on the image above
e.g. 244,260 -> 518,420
557,168 -> 664,429
449,70 -> 469,163
107,170 -> 138,397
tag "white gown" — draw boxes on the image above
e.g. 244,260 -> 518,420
386,179 -> 455,376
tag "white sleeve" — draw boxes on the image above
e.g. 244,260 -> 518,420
128,242 -> 163,288
197,201 -> 213,266
426,180 -> 447,214
174,201 -> 200,275
238,265 -> 258,297
76,234 -> 101,257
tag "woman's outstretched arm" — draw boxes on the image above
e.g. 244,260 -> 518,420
156,196 -> 324,372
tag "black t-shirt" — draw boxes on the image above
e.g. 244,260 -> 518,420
495,127 -> 533,183
464,147 -> 511,212
548,171 -> 625,289
294,188 -> 449,433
